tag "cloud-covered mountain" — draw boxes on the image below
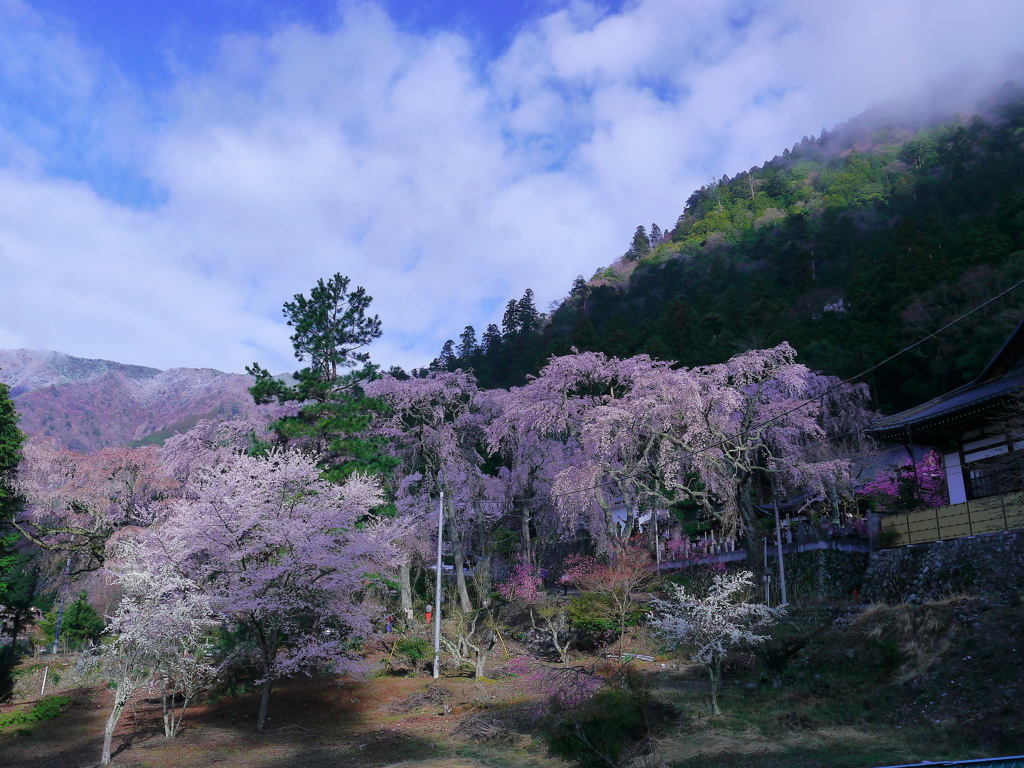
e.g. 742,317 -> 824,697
0,349 -> 273,451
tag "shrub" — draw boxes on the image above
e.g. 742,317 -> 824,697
0,696 -> 71,730
566,594 -> 616,649
543,670 -> 651,768
39,593 -> 104,645
394,637 -> 431,676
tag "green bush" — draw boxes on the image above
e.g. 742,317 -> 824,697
543,672 -> 651,768
394,637 -> 431,676
566,594 -> 616,650
0,696 -> 71,730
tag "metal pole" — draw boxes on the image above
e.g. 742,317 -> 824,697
432,490 -> 444,679
774,500 -> 788,606
653,510 -> 660,575
763,536 -> 770,608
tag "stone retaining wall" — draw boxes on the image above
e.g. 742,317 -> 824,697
861,530 -> 1024,604
778,549 -> 870,604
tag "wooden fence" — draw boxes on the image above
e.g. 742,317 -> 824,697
880,492 -> 1024,546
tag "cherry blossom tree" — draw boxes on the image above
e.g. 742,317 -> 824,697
159,415 -> 272,486
368,371 -> 501,613
93,539 -> 215,764
489,346 -> 870,584
497,557 -> 544,604
649,570 -> 781,715
484,387 -> 565,566
489,352 -> 689,552
160,449 -> 390,731
15,438 -> 177,573
665,345 -> 868,584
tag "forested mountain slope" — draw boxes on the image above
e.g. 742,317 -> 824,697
439,82 -> 1024,413
0,349 -> 273,450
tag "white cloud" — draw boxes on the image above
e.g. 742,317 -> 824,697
0,0 -> 1023,374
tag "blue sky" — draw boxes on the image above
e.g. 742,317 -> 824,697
0,0 -> 1022,375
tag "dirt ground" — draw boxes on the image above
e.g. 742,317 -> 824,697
3,598 -> 1023,768
0,657 -> 569,768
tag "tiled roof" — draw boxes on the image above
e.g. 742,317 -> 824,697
867,368 -> 1024,439
867,317 -> 1024,441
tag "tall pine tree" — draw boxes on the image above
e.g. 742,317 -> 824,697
247,273 -> 396,482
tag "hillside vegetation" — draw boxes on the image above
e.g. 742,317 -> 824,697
440,82 -> 1024,413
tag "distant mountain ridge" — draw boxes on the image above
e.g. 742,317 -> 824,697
0,349 -> 273,451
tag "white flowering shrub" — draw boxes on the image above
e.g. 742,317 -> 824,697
649,570 -> 782,714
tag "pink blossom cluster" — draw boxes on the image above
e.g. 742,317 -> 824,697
497,558 -> 544,604
860,450 -> 948,511
505,655 -> 603,710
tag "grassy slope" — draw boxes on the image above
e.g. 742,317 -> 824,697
1,597 -> 1022,767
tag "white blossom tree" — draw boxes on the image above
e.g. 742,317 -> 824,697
649,571 -> 781,715
94,540 -> 216,764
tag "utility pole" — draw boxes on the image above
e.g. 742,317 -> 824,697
432,490 -> 444,679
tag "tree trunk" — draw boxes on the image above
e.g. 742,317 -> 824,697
399,559 -> 413,625
101,695 -> 128,764
176,695 -> 193,737
597,492 -> 619,548
443,497 -> 473,612
162,687 -> 171,738
737,487 -> 765,589
520,505 -> 533,565
473,500 -> 493,609
9,613 -> 23,649
708,658 -> 722,716
256,678 -> 273,732
474,642 -> 490,680
533,608 -> 570,666
470,625 -> 495,679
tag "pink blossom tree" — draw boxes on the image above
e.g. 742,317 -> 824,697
368,371 -> 502,613
861,449 -> 948,512
489,352 -> 688,552
665,345 -> 869,584
488,345 -> 870,585
15,438 -> 178,573
484,387 -> 566,566
159,415 -> 272,486
497,557 -> 544,604
160,449 -> 389,731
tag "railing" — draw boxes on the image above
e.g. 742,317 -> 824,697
876,756 -> 1024,768
880,491 -> 1024,546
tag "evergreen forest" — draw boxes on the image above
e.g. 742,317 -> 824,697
436,82 -> 1024,413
